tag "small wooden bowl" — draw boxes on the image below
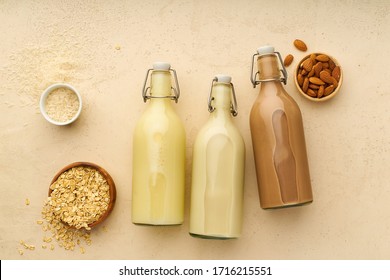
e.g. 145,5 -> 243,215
294,52 -> 343,102
49,162 -> 116,229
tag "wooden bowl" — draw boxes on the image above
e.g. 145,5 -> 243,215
294,52 -> 343,102
49,162 -> 116,229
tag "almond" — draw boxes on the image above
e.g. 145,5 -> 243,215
302,58 -> 313,72
284,54 -> 294,67
307,88 -> 317,97
330,76 -> 338,88
323,68 -> 332,75
318,85 -> 324,98
324,85 -> 335,96
322,62 -> 329,69
297,74 -> 304,86
316,54 -> 329,62
310,53 -> 317,64
329,59 -> 336,70
313,62 -> 323,77
309,83 -> 320,90
309,77 -> 325,85
302,77 -> 309,93
307,68 -> 315,78
319,71 -> 333,84
294,39 -> 307,51
332,66 -> 341,81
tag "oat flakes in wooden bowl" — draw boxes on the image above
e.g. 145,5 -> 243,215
295,53 -> 343,102
48,162 -> 116,230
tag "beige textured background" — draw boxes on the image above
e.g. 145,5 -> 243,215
1,0 -> 389,260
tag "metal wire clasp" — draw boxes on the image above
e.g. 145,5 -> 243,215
208,77 -> 238,117
250,51 -> 288,88
142,67 -> 180,103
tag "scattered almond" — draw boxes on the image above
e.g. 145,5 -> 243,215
284,54 -> 294,67
294,39 -> 307,51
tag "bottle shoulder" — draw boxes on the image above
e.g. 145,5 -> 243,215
195,118 -> 244,146
134,104 -> 185,135
250,95 -> 303,129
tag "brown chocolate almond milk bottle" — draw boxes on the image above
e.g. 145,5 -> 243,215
249,46 -> 313,209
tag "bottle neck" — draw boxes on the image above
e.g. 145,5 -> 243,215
257,54 -> 284,94
210,83 -> 233,119
150,70 -> 172,98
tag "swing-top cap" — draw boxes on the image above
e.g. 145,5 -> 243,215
215,74 -> 232,84
153,62 -> 171,70
257,45 -> 275,55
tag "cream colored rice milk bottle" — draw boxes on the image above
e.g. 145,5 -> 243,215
132,62 -> 185,225
190,75 -> 245,239
250,46 -> 313,209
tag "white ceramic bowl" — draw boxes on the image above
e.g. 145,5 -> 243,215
39,83 -> 82,125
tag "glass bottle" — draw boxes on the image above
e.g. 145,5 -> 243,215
249,46 -> 313,209
132,62 -> 186,225
190,75 -> 245,239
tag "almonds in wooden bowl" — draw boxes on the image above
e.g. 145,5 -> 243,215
294,53 -> 342,101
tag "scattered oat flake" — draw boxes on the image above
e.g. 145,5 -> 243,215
43,237 -> 52,243
50,244 -> 55,251
37,220 -> 44,225
18,249 -> 24,255
42,244 -> 47,249
25,198 -> 30,205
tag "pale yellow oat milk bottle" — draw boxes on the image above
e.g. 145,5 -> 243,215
132,62 -> 185,225
190,75 -> 245,239
250,46 -> 313,209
